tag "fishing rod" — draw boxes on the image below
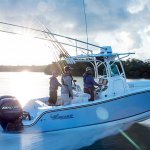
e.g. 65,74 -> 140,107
52,48 -> 64,74
39,22 -> 68,73
0,21 -> 105,50
83,0 -> 89,51
46,29 -> 70,58
41,22 -> 70,73
38,21 -> 71,58
0,28 -> 95,52
41,26 -> 64,74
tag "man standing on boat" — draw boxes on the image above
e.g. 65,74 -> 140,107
83,67 -> 100,101
49,70 -> 61,106
61,66 -> 73,105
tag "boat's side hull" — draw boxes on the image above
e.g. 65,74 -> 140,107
24,90 -> 150,132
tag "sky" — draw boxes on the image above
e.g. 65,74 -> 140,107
0,0 -> 149,65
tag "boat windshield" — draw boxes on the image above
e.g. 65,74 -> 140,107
110,61 -> 123,77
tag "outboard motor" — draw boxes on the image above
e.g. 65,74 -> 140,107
0,96 -> 23,132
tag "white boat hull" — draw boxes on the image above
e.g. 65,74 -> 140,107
23,89 -> 150,133
23,111 -> 150,150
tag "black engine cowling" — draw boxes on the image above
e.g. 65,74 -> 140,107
0,96 -> 23,131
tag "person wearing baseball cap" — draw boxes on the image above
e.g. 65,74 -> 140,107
48,70 -> 61,106
61,66 -> 73,105
83,67 -> 100,101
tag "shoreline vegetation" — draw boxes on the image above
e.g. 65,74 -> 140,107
0,59 -> 150,79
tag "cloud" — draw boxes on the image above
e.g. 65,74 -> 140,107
0,0 -> 149,61
127,0 -> 149,14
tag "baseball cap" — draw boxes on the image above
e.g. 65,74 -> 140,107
64,66 -> 72,72
86,67 -> 92,72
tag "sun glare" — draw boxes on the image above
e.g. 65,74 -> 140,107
9,72 -> 47,107
0,31 -> 53,65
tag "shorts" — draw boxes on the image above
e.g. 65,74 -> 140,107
49,91 -> 57,105
61,94 -> 72,105
84,87 -> 94,101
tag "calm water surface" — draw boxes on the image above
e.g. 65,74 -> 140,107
0,72 -> 150,150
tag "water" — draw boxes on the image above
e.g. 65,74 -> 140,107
0,72 -> 150,150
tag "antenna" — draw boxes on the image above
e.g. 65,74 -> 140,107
83,0 -> 89,52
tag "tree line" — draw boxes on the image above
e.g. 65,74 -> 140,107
122,59 -> 150,79
44,59 -> 150,79
0,59 -> 149,79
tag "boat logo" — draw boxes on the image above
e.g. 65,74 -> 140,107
50,114 -> 74,120
1,106 -> 20,110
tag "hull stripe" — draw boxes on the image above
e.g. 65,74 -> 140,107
24,90 -> 150,127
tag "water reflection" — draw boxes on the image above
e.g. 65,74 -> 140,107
81,122 -> 150,150
0,72 -> 49,106
1,122 -> 150,150
20,133 -> 43,150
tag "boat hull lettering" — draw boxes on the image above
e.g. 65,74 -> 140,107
50,114 -> 74,120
